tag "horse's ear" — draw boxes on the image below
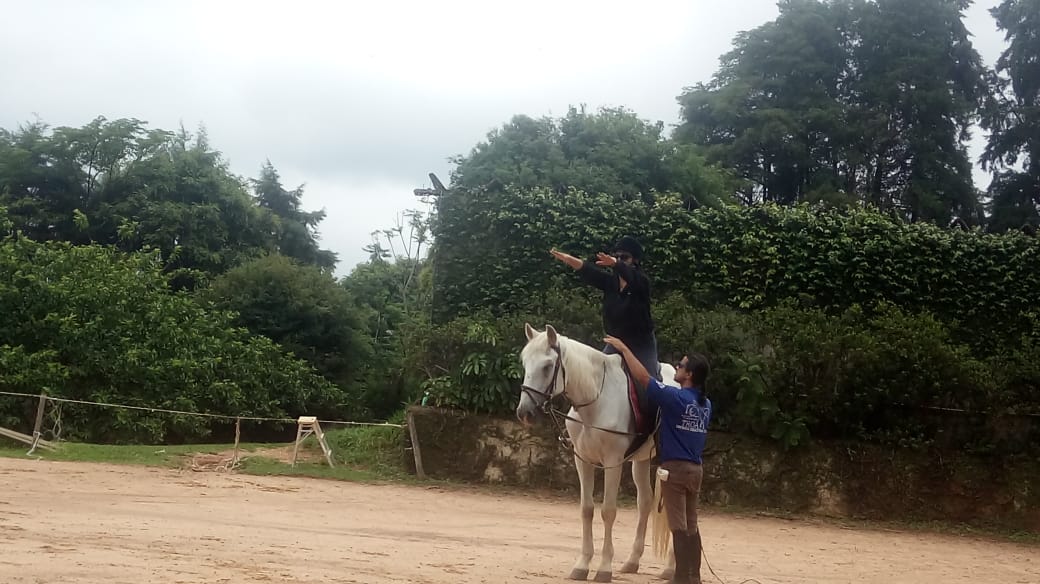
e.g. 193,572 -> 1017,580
545,324 -> 558,348
524,322 -> 537,341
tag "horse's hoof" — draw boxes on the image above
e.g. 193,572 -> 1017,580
569,568 -> 589,580
593,571 -> 612,583
657,567 -> 673,580
619,561 -> 639,574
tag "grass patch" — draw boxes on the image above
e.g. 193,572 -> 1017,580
324,425 -> 408,479
0,424 -> 410,484
0,440 -> 267,466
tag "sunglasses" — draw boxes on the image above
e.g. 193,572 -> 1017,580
615,253 -> 633,261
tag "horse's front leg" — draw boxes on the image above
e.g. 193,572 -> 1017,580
569,456 -> 596,580
620,458 -> 652,574
593,463 -> 624,583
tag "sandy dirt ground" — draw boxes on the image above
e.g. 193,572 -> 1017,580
0,457 -> 1036,584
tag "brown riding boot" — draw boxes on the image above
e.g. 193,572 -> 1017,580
670,530 -> 692,584
687,529 -> 703,584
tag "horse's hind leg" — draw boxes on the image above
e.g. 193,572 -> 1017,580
658,554 -> 676,580
592,463 -> 623,582
569,457 -> 596,580
620,458 -> 652,574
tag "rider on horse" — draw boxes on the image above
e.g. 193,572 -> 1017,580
550,235 -> 662,381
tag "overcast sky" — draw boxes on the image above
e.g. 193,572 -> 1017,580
0,0 -> 1009,275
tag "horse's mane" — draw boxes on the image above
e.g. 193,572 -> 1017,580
557,335 -> 618,380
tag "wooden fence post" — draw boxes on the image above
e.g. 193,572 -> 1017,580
233,417 -> 241,464
27,392 -> 48,455
406,409 -> 426,480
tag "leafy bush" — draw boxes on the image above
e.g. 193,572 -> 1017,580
653,295 -> 808,447
417,288 -> 1037,454
416,288 -> 601,413
0,233 -> 339,443
203,254 -> 374,418
761,303 -> 993,442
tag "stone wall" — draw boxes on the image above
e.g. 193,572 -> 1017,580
405,406 -> 1040,532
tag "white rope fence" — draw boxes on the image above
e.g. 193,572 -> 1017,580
0,390 -> 407,468
0,390 -> 403,427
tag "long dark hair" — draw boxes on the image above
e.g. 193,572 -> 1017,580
681,352 -> 710,406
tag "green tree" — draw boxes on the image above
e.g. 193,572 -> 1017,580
980,0 -> 1040,232
100,125 -> 277,288
0,117 -> 339,288
450,105 -> 734,207
847,0 -> 987,223
0,216 -> 338,442
676,0 -> 988,223
342,206 -> 433,418
204,254 -> 372,413
677,0 -> 850,205
251,161 -> 337,270
0,117 -> 161,245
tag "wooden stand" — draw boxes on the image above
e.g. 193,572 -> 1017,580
0,426 -> 56,453
0,393 -> 56,454
291,416 -> 334,468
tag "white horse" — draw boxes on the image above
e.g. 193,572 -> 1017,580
516,323 -> 676,582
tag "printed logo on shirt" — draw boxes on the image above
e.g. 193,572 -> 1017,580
677,402 -> 709,433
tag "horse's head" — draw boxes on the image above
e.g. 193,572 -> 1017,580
516,323 -> 565,426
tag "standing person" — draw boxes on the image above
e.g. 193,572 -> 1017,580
549,235 -> 662,381
604,335 -> 711,584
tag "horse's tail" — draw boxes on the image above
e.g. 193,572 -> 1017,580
650,471 -> 671,559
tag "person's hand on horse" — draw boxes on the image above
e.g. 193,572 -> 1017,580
595,252 -> 617,268
603,335 -> 628,353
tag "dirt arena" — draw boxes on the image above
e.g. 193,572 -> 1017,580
0,458 -> 1036,584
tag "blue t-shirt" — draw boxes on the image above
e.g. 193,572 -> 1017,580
646,378 -> 712,464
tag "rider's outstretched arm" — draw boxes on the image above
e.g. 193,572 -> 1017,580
551,248 -> 612,290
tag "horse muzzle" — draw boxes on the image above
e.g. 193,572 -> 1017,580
516,387 -> 548,426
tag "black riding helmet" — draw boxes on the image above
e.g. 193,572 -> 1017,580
612,235 -> 644,262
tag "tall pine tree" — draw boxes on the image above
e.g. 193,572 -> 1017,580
676,0 -> 988,223
251,161 -> 337,270
981,0 -> 1040,232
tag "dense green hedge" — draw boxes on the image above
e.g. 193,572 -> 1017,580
432,187 -> 1040,352
430,186 -> 651,321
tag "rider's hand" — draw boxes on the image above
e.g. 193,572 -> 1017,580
595,252 -> 617,268
603,335 -> 626,352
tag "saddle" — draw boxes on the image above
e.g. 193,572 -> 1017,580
621,360 -> 661,459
